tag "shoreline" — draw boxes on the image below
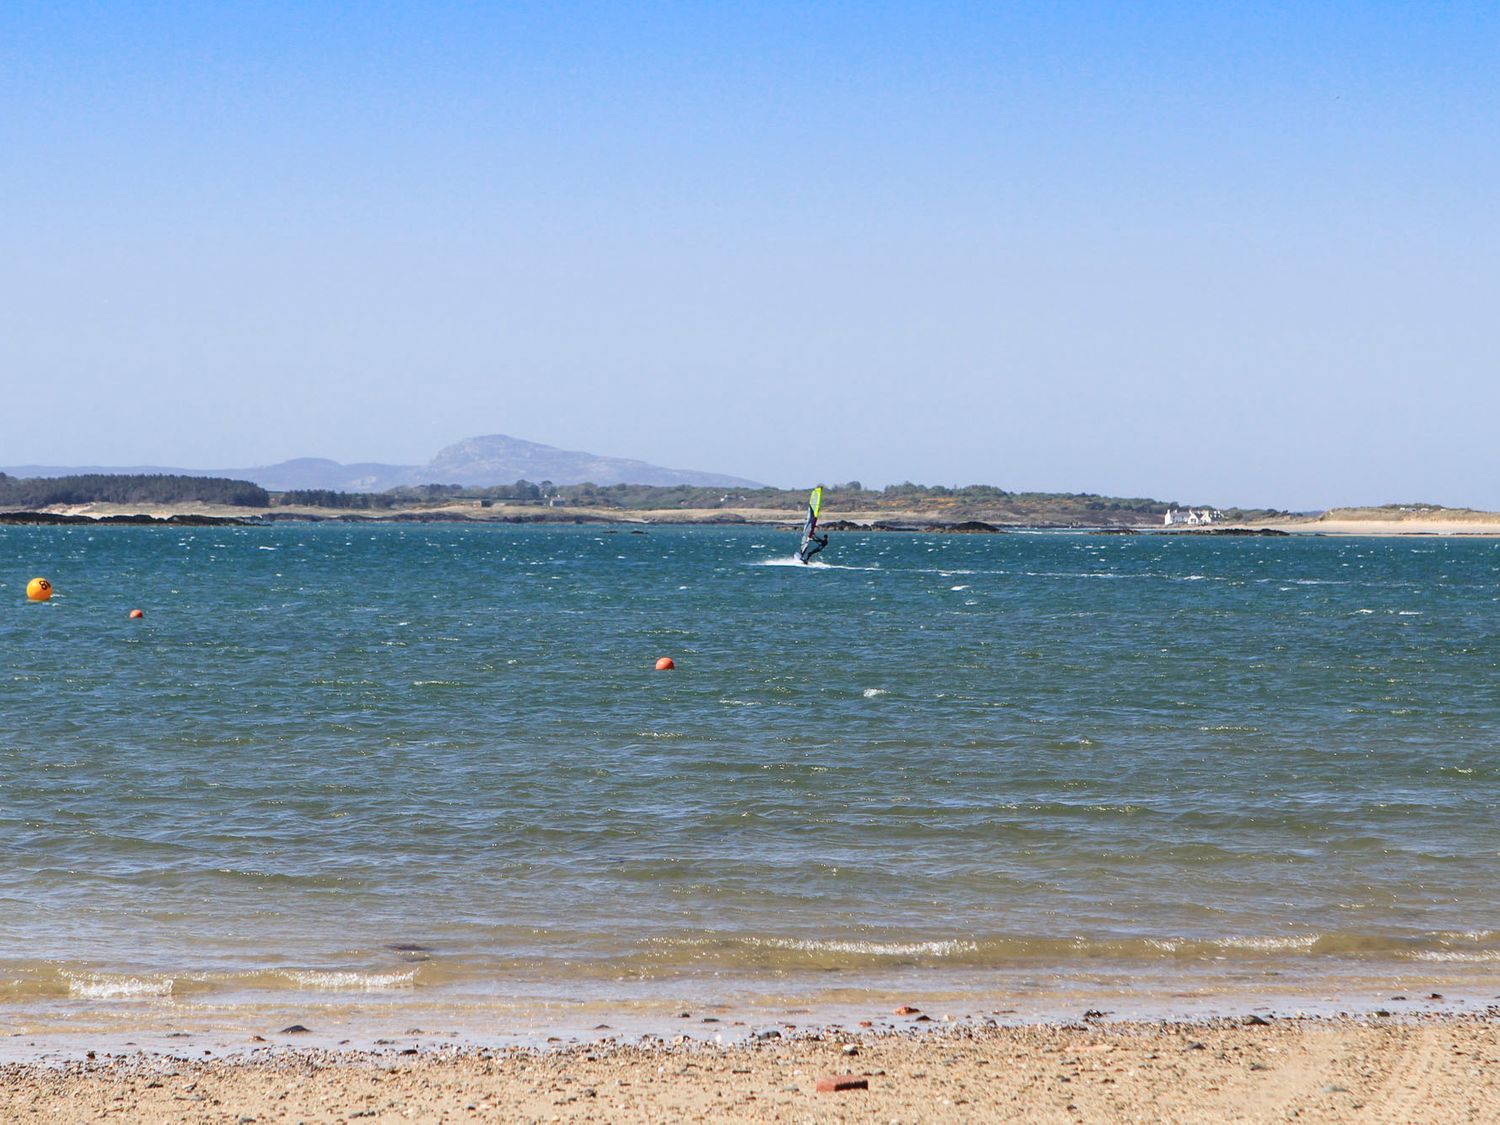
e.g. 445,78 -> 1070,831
3,1009 -> 1496,1122
6,967 -> 1497,1063
9,502 -> 1500,536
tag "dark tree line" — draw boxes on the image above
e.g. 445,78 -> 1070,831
0,473 -> 269,508
264,478 -> 1277,518
279,489 -> 398,509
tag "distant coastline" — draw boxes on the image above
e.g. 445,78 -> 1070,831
8,501 -> 1500,535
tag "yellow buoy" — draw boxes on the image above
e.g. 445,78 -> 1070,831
26,577 -> 52,602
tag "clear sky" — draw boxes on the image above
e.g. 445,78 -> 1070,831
3,3 -> 1496,509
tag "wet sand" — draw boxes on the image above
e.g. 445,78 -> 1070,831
3,1012 -> 1495,1122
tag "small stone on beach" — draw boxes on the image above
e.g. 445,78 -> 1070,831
816,1074 -> 869,1093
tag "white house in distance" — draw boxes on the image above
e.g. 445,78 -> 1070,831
1164,507 -> 1225,527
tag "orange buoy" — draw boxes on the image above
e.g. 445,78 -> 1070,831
128,608 -> 144,619
25,577 -> 52,602
655,657 -> 676,671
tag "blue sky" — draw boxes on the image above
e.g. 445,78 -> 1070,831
3,2 -> 1496,508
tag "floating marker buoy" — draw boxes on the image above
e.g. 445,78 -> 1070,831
128,609 -> 144,619
655,657 -> 675,671
26,577 -> 52,602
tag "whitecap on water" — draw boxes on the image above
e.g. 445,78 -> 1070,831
1210,935 -> 1318,952
753,937 -> 977,957
862,688 -> 888,698
750,557 -> 881,571
64,972 -> 175,999
280,970 -> 417,991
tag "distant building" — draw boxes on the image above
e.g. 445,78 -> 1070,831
1164,507 -> 1224,527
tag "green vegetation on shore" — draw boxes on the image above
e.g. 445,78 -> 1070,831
0,473 -> 268,508
0,472 -> 1284,525
278,479 -> 1191,515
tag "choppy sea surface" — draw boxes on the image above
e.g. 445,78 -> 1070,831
3,524 -> 1499,1037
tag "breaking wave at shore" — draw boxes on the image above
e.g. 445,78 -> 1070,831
4,928 -> 1498,1008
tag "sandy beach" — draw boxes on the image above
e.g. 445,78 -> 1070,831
3,1013 -> 1495,1122
1227,507 -> 1500,537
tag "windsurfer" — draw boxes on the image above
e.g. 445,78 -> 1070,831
799,531 -> 829,563
796,485 -> 828,563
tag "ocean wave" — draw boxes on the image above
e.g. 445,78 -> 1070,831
1211,936 -> 1319,952
63,972 -> 175,1000
1021,571 -> 1132,580
278,969 -> 418,991
753,938 -> 978,958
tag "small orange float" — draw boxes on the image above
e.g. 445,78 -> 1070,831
655,657 -> 676,671
26,577 -> 52,602
128,609 -> 144,619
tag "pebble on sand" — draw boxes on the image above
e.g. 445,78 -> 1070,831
817,1075 -> 870,1093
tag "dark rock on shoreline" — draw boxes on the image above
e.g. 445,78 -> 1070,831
924,520 -> 1005,534
817,519 -> 1006,534
871,520 -> 1005,533
1191,527 -> 1291,536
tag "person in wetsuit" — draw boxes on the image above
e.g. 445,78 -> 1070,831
799,530 -> 829,563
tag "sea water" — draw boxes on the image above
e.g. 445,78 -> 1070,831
2,524 -> 1498,1036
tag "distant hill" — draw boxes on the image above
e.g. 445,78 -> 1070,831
417,435 -> 761,489
1,434 -> 766,492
